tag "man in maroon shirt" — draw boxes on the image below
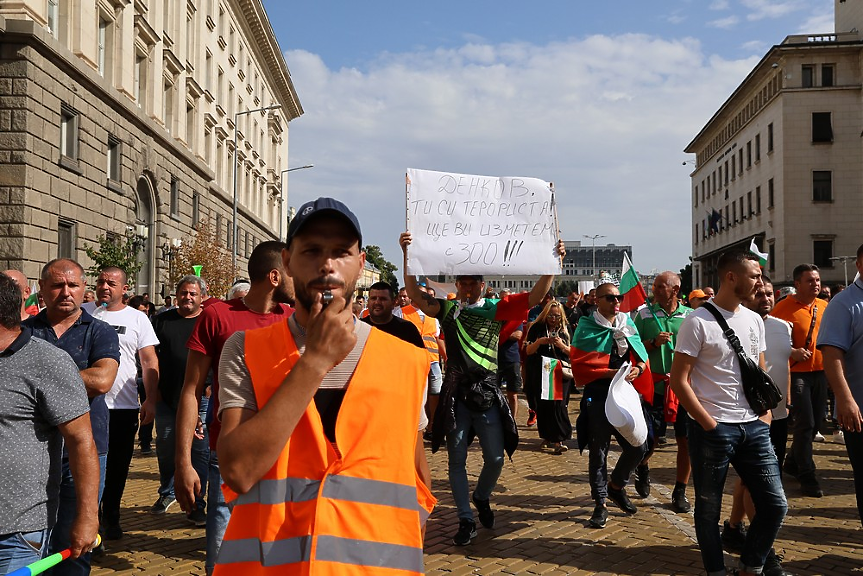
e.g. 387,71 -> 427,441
173,241 -> 293,575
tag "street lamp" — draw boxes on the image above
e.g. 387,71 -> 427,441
830,255 -> 856,286
279,164 -> 314,241
583,234 -> 606,280
232,104 -> 282,271
159,238 -> 182,297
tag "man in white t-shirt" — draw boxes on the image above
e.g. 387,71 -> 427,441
83,267 -> 159,540
670,252 -> 787,576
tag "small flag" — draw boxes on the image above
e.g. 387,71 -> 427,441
540,357 -> 564,401
24,282 -> 39,316
619,253 -> 647,313
749,238 -> 768,268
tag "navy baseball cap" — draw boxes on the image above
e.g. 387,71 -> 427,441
286,197 -> 362,248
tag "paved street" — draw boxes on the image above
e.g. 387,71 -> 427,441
93,401 -> 862,575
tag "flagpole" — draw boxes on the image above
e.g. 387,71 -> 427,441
550,182 -> 563,270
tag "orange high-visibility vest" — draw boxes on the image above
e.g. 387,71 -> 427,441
400,305 -> 439,364
214,321 -> 436,575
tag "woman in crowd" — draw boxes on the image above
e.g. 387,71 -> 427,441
524,300 -> 574,454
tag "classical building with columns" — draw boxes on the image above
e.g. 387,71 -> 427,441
0,0 -> 302,295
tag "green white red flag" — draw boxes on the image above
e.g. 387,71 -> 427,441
540,357 -> 564,401
619,252 -> 647,313
24,283 -> 38,316
749,238 -> 768,267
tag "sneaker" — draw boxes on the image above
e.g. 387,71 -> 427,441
472,493 -> 495,529
671,486 -> 691,513
606,486 -> 637,514
801,480 -> 824,498
103,523 -> 124,540
140,444 -> 153,455
526,409 -> 537,427
422,430 -> 433,442
634,465 -> 650,498
150,495 -> 176,515
554,443 -> 568,454
721,520 -> 747,553
834,430 -> 845,445
588,504 -> 608,529
452,519 -> 477,546
763,549 -> 787,576
814,431 -> 825,442
187,507 -> 206,527
657,435 -> 668,446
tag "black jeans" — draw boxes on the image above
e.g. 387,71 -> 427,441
846,429 -> 863,527
788,371 -> 828,478
101,409 -> 139,527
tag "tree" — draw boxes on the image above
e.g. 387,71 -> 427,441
168,217 -> 238,299
554,279 -> 579,297
363,245 -> 399,290
679,261 -> 693,296
84,228 -> 144,287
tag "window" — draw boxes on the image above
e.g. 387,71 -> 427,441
738,149 -> 743,175
695,223 -> 699,244
107,135 -> 121,181
813,171 -> 832,202
813,240 -> 834,268
747,191 -> 752,216
724,161 -> 729,186
731,156 -> 736,180
170,176 -> 180,217
746,141 -> 752,168
205,51 -> 213,93
822,64 -> 834,87
134,53 -> 147,108
60,103 -> 78,161
192,191 -> 200,227
97,17 -> 108,76
755,134 -> 761,162
768,242 -> 775,271
755,186 -> 761,214
724,205 -> 729,229
767,123 -> 774,153
812,112 -> 833,143
186,102 -> 196,149
732,200 -> 737,223
802,65 -> 814,88
58,219 -> 75,259
768,178 -> 774,208
164,78 -> 175,133
47,0 -> 59,38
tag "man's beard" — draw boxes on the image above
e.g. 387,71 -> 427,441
733,283 -> 756,300
273,280 -> 295,306
295,275 -> 355,311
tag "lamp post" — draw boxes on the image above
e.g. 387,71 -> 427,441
159,238 -> 182,297
279,164 -> 314,241
583,234 -> 606,281
830,255 -> 856,286
232,104 -> 282,271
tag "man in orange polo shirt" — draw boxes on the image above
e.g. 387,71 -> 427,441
772,263 -> 830,497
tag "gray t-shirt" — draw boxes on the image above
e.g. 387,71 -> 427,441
0,330 -> 90,533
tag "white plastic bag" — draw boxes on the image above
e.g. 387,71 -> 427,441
605,362 -> 648,446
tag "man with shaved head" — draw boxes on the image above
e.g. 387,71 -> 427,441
2,269 -> 31,320
633,271 -> 693,512
24,258 -> 120,575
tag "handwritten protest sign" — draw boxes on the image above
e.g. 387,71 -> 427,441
406,168 -> 562,276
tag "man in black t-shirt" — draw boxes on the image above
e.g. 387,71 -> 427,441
150,276 -> 210,526
361,281 -> 424,350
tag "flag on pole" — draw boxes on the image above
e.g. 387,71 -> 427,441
619,253 -> 647,313
539,357 -> 564,401
749,238 -> 768,268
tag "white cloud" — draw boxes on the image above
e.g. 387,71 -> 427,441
709,0 -> 730,11
741,0 -> 806,22
797,1 -> 835,33
741,39 -> 768,53
709,15 -> 740,29
283,35 -> 757,273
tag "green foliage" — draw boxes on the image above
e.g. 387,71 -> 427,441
363,245 -> 399,290
554,279 -> 579,297
679,262 -> 693,295
83,229 -> 144,286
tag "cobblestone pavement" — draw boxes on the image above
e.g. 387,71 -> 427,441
93,401 -> 862,575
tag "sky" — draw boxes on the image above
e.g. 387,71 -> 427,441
260,0 -> 834,277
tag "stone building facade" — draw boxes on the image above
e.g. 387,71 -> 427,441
686,5 -> 863,288
0,0 -> 302,295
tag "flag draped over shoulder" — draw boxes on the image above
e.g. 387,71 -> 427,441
619,253 -> 647,313
539,357 -> 564,401
570,312 -> 654,404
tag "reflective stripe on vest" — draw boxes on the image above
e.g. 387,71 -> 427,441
402,305 -> 439,362
217,534 -> 423,573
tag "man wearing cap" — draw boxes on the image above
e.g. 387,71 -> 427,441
399,231 -> 564,546
689,289 -> 708,309
213,199 -> 434,574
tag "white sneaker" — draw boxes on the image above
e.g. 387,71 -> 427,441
834,430 -> 845,445
814,431 -> 826,442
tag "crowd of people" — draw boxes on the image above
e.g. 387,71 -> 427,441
0,197 -> 861,576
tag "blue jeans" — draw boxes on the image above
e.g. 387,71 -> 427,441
688,419 -> 787,575
0,528 -> 50,573
206,450 -> 230,576
155,399 -> 209,509
446,399 -> 505,522
49,453 -> 107,576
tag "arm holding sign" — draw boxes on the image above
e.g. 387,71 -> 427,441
527,240 -> 566,307
400,232 -> 441,317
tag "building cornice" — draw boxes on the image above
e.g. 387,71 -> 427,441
233,0 -> 303,122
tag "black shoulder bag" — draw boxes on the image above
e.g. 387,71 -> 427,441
703,303 -> 782,415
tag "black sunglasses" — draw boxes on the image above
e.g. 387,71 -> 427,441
600,294 -> 624,302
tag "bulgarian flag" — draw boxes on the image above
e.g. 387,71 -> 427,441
749,238 -> 768,267
540,357 -> 565,401
24,283 -> 39,316
619,252 -> 647,313
571,312 -> 654,404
